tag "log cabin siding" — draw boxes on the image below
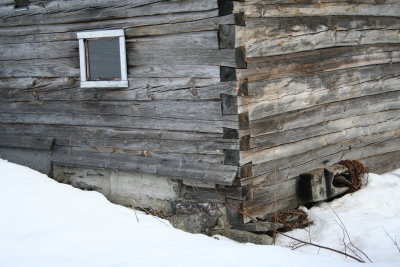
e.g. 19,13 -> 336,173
1,0 -> 399,228
234,0 -> 400,221
0,0 -> 242,186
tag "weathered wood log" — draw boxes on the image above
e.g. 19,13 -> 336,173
242,111 -> 400,165
0,43 -> 242,68
0,0 -> 218,26
0,58 -> 79,77
361,151 -> 400,175
53,149 -> 238,185
0,112 -> 238,133
247,179 -> 297,207
128,65 -> 220,78
0,134 -> 54,150
0,100 -> 235,121
0,78 -> 238,101
0,10 -> 219,44
245,129 -> 400,186
127,47 -> 244,68
234,2 -> 400,18
250,110 -> 400,151
239,72 -> 400,121
180,185 -> 223,203
248,90 -> 400,137
125,14 -> 237,37
238,44 -> 400,82
242,194 -> 298,223
236,16 -> 400,57
0,123 -> 237,147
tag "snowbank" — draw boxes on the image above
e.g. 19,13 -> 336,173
0,158 -> 399,267
277,169 -> 400,263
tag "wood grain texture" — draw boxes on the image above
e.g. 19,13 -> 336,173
234,2 -> 400,18
234,0 -> 400,220
0,0 -> 241,185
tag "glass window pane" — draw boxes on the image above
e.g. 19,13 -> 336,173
87,38 -> 121,80
15,0 -> 29,8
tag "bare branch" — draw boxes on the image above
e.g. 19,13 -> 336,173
382,226 -> 400,254
330,205 -> 373,263
279,232 -> 365,263
213,188 -> 367,263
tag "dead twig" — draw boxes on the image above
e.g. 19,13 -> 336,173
279,232 -> 365,263
213,188 -> 366,263
382,226 -> 400,254
291,243 -> 307,250
131,200 -> 140,223
329,206 -> 372,263
132,202 -> 171,228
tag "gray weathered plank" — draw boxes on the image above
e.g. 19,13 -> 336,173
0,134 -> 54,150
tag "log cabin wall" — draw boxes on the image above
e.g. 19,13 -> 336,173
0,0 -> 249,212
234,0 -> 400,222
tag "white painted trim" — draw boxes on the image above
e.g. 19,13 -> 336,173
78,39 -> 87,82
14,7 -> 29,11
77,29 -> 124,39
119,36 -> 128,82
77,29 -> 128,88
81,80 -> 128,88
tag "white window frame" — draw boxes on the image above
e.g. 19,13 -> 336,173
77,29 -> 128,88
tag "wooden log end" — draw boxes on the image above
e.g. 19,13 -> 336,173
223,127 -> 239,139
237,78 -> 248,96
221,94 -> 238,115
235,46 -> 247,69
218,0 -> 234,16
240,135 -> 250,151
238,112 -> 249,130
239,163 -> 253,178
224,149 -> 240,166
219,24 -> 235,49
220,66 -> 236,82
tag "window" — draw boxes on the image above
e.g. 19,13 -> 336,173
77,29 -> 128,88
14,0 -> 29,10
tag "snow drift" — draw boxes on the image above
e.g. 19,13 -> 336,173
0,158 -> 399,267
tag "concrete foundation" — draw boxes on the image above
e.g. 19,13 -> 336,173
53,164 -> 180,213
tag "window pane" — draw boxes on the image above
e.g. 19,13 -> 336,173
15,0 -> 29,8
87,38 -> 121,80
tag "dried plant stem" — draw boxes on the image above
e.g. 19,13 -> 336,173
330,206 -> 372,263
382,226 -> 400,253
279,232 -> 365,263
214,188 -> 366,263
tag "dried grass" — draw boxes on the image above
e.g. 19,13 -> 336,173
338,160 -> 369,192
273,209 -> 313,231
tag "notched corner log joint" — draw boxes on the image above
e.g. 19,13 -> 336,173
220,66 -> 236,82
238,112 -> 249,130
223,127 -> 239,139
297,164 -> 350,203
221,94 -> 238,115
237,78 -> 248,96
224,149 -> 240,166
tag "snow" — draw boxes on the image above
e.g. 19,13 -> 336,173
0,158 -> 399,267
277,170 -> 400,263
